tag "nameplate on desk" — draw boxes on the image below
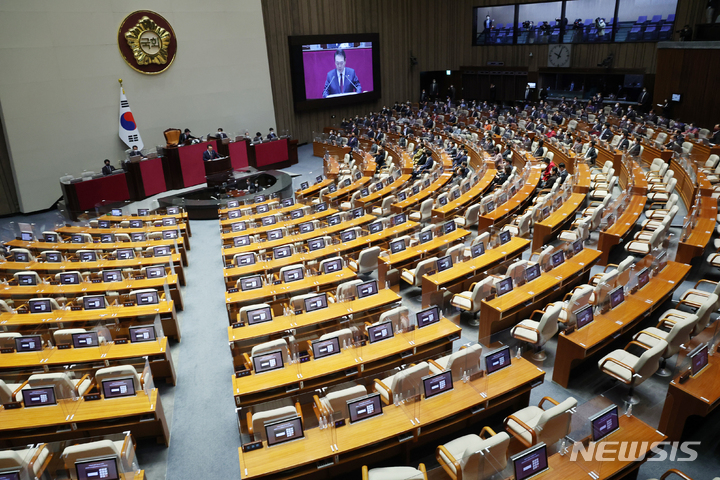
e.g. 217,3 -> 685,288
49,281 -> 60,285
57,344 -> 72,350
471,404 -> 485,414
2,402 -> 21,410
334,419 -> 346,428
398,433 -> 414,443
0,348 -> 15,354
134,275 -> 146,280
91,279 -> 102,283
71,306 -> 83,311
285,384 -> 300,393
225,265 -> 235,269
223,245 -> 232,249
565,325 -> 576,334
71,259 -> 80,262
84,393 -> 102,401
274,280 -> 283,285
232,322 -> 245,328
124,302 -> 135,307
114,338 -> 129,345
298,351 -> 310,363
317,459 -> 335,469
294,309 -> 303,315
227,288 -> 239,294
17,309 -> 29,314
242,441 -> 263,453
235,369 -> 251,378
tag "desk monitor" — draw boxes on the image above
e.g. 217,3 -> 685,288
265,416 -> 304,447
422,370 -> 453,399
98,220 -> 111,228
671,93 -> 681,102
657,250 -> 668,271
590,405 -> 620,442
102,270 -> 122,282
462,182 -> 471,193
20,231 -> 34,241
551,250 -> 565,268
136,290 -> 159,305
419,230 -> 433,244
131,232 -> 146,242
72,331 -> 99,348
417,305 -> 440,329
235,253 -> 256,266
637,267 -> 649,289
314,202 -> 328,213
59,272 -> 81,285
525,263 -> 541,282
541,206 -> 550,221
162,230 -> 178,239
234,235 -> 250,247
300,181 -> 309,190
390,239 -> 406,254
510,185 -> 518,197
327,214 -> 342,226
282,198 -> 295,207
690,343 -> 709,376
393,213 -> 407,226
28,299 -> 52,314
246,306 -> 273,326
360,187 -> 369,198
322,258 -> 342,274
344,178 -> 352,187
83,295 -> 105,310
240,275 -> 263,291
253,350 -> 285,374
443,221 -> 456,235
499,230 -> 511,245
262,215 -> 276,226
273,246 -> 292,259
111,208 -> 123,216
354,171 -> 362,181
367,321 -> 394,344
471,242 -> 485,258
312,336 -> 341,359
71,234 -> 85,244
486,200 -> 495,213
357,280 -> 378,299
291,209 -> 304,219
228,210 -> 241,219
15,335 -> 43,353
368,221 -> 383,234
485,346 -> 511,374
227,200 -> 239,208
496,277 -> 513,296
100,234 -> 114,243
573,239 -> 583,255
43,232 -> 59,243
341,230 -> 357,242
453,188 -> 462,199
347,393 -> 384,424
145,265 -> 166,278
0,472 -> 20,480
437,255 -> 453,272
351,207 -> 364,219
422,178 -> 430,189
315,175 -> 324,184
13,251 -> 29,262
163,217 -> 177,226
153,246 -> 171,256
304,293 -> 328,313
308,238 -> 326,252
167,206 -> 181,215
45,251 -> 62,263
255,195 -> 266,203
609,286 -> 624,309
22,386 -> 57,407
130,219 -> 143,228
129,325 -> 157,342
102,377 -> 136,399
299,222 -> 314,234
512,443 -> 549,480
397,191 -> 407,201
412,184 -> 420,195
16,273 -> 37,286
257,204 -> 270,214
116,249 -> 134,260
282,267 -> 305,283
267,229 -> 283,241
497,192 -> 508,205
575,304 -> 594,330
385,177 -> 393,187
438,196 -> 448,206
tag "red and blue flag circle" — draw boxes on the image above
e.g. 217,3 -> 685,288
120,112 -> 136,131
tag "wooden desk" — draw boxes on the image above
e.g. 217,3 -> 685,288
552,261 -> 691,387
574,162 -> 591,194
479,249 -> 601,341
218,197 -> 278,216
0,388 -> 169,448
101,212 -> 190,235
380,228 -> 471,271
57,224 -> 191,248
597,195 -> 647,265
225,268 -> 358,322
391,164 -> 453,214
477,166 -> 542,231
676,196 -> 717,265
0,300 -> 181,342
219,203 -> 298,227
532,193 -> 586,251
432,168 -> 496,220
220,208 -> 338,241
324,176 -> 372,203
0,274 -> 183,311
421,238 -> 530,307
237,356 -> 544,480
0,337 -> 176,384
312,141 -> 351,160
297,179 -> 333,199
0,254 -> 186,287
356,174 -> 412,208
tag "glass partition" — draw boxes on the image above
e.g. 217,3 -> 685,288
565,0 -> 615,43
474,5 -> 517,45
518,1 -> 563,44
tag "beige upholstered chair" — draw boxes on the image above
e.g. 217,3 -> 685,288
436,427 -> 510,480
598,339 -> 668,404
373,362 -> 429,405
511,302 -> 562,361
504,396 -> 577,448
362,464 -> 427,480
428,344 -> 483,380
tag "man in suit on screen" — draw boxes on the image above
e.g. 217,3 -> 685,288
322,48 -> 361,98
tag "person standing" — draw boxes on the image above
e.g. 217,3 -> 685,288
637,87 -> 651,113
202,145 -> 220,161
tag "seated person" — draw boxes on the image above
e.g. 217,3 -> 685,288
557,163 -> 569,184
267,128 -> 277,140
541,158 -> 556,183
492,165 -> 512,187
101,159 -> 116,175
216,128 -> 228,139
179,128 -> 194,144
253,132 -> 263,143
452,161 -> 469,182
533,140 -> 546,158
412,150 -> 433,178
128,145 -> 142,157
374,147 -> 387,173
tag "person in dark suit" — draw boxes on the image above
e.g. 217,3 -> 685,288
322,48 -> 361,98
267,128 -> 277,140
102,159 -> 115,175
179,129 -> 194,144
412,151 -> 434,178
618,132 -> 631,151
584,140 -> 598,166
128,145 -> 142,157
430,79 -> 439,100
215,128 -> 228,139
420,89 -> 428,102
203,145 -> 221,161
346,133 -> 358,150
712,124 -> 720,145
599,124 -> 614,141
637,87 -> 651,112
448,85 -> 456,102
252,132 -> 263,143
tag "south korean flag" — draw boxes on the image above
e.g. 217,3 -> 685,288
119,85 -> 144,150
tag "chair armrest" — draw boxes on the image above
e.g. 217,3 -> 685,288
624,340 -> 652,352
295,402 -> 303,425
418,463 -> 427,480
676,299 -> 700,311
436,445 -> 460,480
599,358 -> 636,384
659,469 -> 694,480
513,323 -> 541,337
312,395 -> 325,421
427,359 -> 444,371
479,426 -> 497,439
539,396 -> 560,409
242,353 -> 251,371
74,374 -> 91,395
247,410 -> 254,436
503,415 -> 536,448
694,279 -> 718,289
633,330 -> 666,344
374,379 -> 392,405
529,309 -> 547,321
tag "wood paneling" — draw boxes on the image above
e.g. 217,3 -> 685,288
262,0 -> 704,143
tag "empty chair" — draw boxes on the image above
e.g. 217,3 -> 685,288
336,279 -> 364,300
454,203 -> 480,228
362,464 -> 427,480
504,396 -> 577,448
239,303 -> 272,324
340,191 -> 363,211
648,169 -> 674,185
700,154 -> 720,173
316,384 -> 367,419
641,205 -> 678,231
429,344 -> 483,380
558,285 -> 594,326
317,328 -> 354,349
250,403 -> 302,441
10,248 -> 34,262
94,365 -> 142,395
377,306 -> 410,333
14,271 -> 42,285
409,198 -> 434,223
645,194 -> 679,221
649,178 -> 679,202
645,158 -> 666,178
589,176 -> 616,201
634,314 -> 696,376
598,339 -> 668,404
251,337 -> 294,365
40,250 -> 62,262
506,259 -> 528,286
373,362 -> 429,404
371,195 -> 396,216
464,232 -> 490,258
503,211 -> 532,238
678,279 -> 720,310
511,303 -> 562,361
0,443 -> 50,480
625,226 -> 665,255
590,160 -> 613,178
532,246 -> 555,272
348,246 -> 381,274
559,217 -> 590,243
53,328 -> 106,345
446,243 -> 465,263
451,276 -> 495,318
401,257 -> 438,287
436,427 -> 510,480
0,332 -> 21,348
663,293 -> 717,337
62,437 -> 135,480
279,264 -> 306,283
17,372 -> 92,401
590,256 -> 634,285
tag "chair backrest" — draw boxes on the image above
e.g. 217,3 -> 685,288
26,372 -> 77,399
473,232 -> 490,249
616,256 -> 634,273
0,332 -> 21,349
663,178 -> 677,193
419,198 -> 434,220
385,362 -> 429,399
516,211 -> 533,237
63,439 -> 124,480
507,260 -> 528,286
355,246 -> 381,274
239,303 -> 272,324
318,328 -> 354,349
537,303 -> 562,344
649,158 -> 664,173
446,243 -> 465,263
537,246 -> 555,271
321,384 -> 367,419
337,279 -> 364,299
693,294 -> 718,335
660,315 -> 696,358
413,257 -> 439,285
565,285 -> 594,326
14,271 -> 41,285
634,340 -> 668,385
163,128 -> 181,146
378,306 -> 410,333
706,154 -> 719,168
251,405 -> 299,441
94,365 -> 142,393
444,344 -> 483,380
251,337 -> 293,363
662,169 -> 674,183
536,397 -> 577,445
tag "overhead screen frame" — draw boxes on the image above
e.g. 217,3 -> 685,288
288,33 -> 382,112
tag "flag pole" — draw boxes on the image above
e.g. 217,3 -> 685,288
118,78 -> 124,94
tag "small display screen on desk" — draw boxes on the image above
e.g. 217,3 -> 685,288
375,181 -> 383,191
254,195 -> 266,204
15,335 -> 43,352
312,337 -> 341,359
525,264 -> 541,282
102,378 -> 136,399
609,286 -> 624,309
247,306 -> 273,325
111,209 -> 123,216
262,215 -> 276,226
116,249 -> 134,260
162,230 -> 178,239
282,198 -> 295,207
304,293 -> 328,313
72,331 -> 99,348
28,299 -> 52,313
234,235 -> 250,247
102,270 -> 122,282
512,443 -> 549,480
80,251 -> 97,262
299,222 -> 314,233
314,202 -> 328,213
327,215 -> 341,226
59,272 -> 80,285
351,207 -> 364,219
573,239 -> 583,255
368,222 -> 383,234
390,239 -> 406,254
130,219 -> 144,228
167,207 -> 180,214
443,221 -> 456,235
45,252 -> 62,263
0,470 -> 20,480
13,251 -> 30,262
438,196 -> 448,206
485,346 -> 511,374
423,370 -> 453,399
367,321 -> 393,343
136,291 -> 159,305
76,457 -> 120,480
637,267 -> 649,289
417,306 -> 440,328
22,386 -> 57,407
355,172 -> 362,181
267,229 -> 284,241
100,234 -> 114,243
257,204 -> 270,214
163,217 -> 177,226
347,393 -> 383,424
437,255 -> 453,272
300,182 -> 309,190
315,175 -> 324,184
240,276 -> 263,291
485,201 -> 495,213
228,210 -> 241,219
146,266 -> 166,278
690,343 -> 709,376
71,234 -> 85,244
235,253 -> 255,266
43,233 -> 58,243
575,304 -> 594,329
273,246 -> 292,259
265,416 -> 304,447
499,230 -> 511,245
357,280 -> 379,299
590,405 -> 620,442
99,220 -> 112,228
419,230 -> 433,244
471,242 -> 485,258
253,350 -> 285,374
153,246 -> 171,256
385,177 -> 393,186
291,209 -> 304,219
341,230 -> 357,242
322,258 -> 342,274
397,191 -> 407,201
453,189 -> 462,199
132,233 -> 146,242
308,238 -> 326,252
231,221 -> 246,232
551,250 -> 565,268
412,185 -> 420,195
496,277 -> 513,296
83,295 -> 105,310
16,273 -> 37,285
393,213 -> 407,226
227,201 -> 239,208
129,325 -> 157,342
345,178 -> 352,187
282,267 -> 304,283
360,188 -> 369,198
